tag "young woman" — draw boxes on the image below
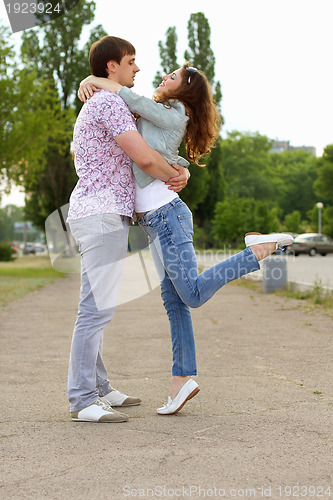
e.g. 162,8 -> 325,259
78,64 -> 293,415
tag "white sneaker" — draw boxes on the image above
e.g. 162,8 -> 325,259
245,233 -> 294,250
71,398 -> 129,422
103,387 -> 141,407
157,379 -> 200,415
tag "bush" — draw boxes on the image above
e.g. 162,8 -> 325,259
211,197 -> 280,246
0,243 -> 17,262
283,211 -> 302,233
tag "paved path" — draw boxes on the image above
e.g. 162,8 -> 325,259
0,273 -> 332,499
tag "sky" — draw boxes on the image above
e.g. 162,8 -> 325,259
1,0 -> 333,207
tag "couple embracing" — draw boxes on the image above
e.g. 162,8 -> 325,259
66,35 -> 293,423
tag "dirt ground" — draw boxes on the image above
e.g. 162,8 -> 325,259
0,273 -> 332,499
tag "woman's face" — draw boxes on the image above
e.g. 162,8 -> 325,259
156,68 -> 183,94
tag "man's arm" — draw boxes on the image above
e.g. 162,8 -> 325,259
115,130 -> 179,181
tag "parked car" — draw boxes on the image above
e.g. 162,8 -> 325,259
22,242 -> 36,255
288,233 -> 333,256
34,243 -> 46,253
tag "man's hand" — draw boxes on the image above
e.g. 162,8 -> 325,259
166,165 -> 190,192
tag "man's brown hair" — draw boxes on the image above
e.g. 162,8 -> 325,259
89,36 -> 136,77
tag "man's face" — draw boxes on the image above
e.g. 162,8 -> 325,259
113,54 -> 140,88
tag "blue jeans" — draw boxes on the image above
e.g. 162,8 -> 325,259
68,214 -> 130,412
138,198 -> 260,376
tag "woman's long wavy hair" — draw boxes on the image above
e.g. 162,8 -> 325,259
154,62 -> 220,166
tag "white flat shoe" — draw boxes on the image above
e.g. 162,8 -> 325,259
157,379 -> 200,415
245,233 -> 294,250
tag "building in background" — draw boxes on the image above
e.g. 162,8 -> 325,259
270,140 -> 316,156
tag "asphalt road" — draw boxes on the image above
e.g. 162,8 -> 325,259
286,253 -> 333,290
1,272 -> 332,498
197,252 -> 333,291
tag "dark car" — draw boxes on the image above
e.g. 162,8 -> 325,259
288,233 -> 333,256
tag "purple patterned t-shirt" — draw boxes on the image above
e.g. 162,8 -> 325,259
67,90 -> 137,220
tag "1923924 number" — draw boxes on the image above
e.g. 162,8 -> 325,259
277,485 -> 331,497
6,3 -> 61,14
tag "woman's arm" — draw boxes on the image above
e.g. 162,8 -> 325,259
118,87 -> 184,129
78,76 -> 122,102
78,77 -> 185,130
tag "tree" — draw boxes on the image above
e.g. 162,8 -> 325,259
0,24 -> 74,200
20,1 -> 106,110
14,1 -> 107,229
152,27 -> 179,89
322,206 -> 333,237
0,23 -> 16,184
184,12 -> 222,111
212,197 -> 280,246
315,145 -> 333,204
221,132 -> 275,201
270,149 -> 318,219
153,13 -> 224,244
182,13 -> 224,240
0,205 -> 24,242
283,211 -> 303,234
191,138 -> 225,235
306,204 -> 333,237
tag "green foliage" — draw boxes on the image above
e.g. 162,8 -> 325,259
315,144 -> 333,203
154,12 -> 224,238
1,21 -> 76,206
270,150 -> 318,219
153,11 -> 330,245
193,139 -> 225,221
322,206 -> 333,238
0,1 -> 106,229
192,222 -> 207,248
212,197 -> 280,245
185,12 -> 222,111
185,13 -> 215,80
222,132 -> 274,201
283,211 -> 302,233
23,148 -> 78,229
20,1 -> 101,109
0,243 -> 16,261
153,27 -> 179,89
177,142 -> 209,209
307,204 -> 333,237
153,12 -> 222,111
312,145 -> 333,236
2,69 -> 74,179
0,205 -> 24,242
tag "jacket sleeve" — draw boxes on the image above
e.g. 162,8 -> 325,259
176,156 -> 190,168
118,87 -> 185,129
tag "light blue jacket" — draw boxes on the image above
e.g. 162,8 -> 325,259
118,87 -> 189,188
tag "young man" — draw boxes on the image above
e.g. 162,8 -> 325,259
67,36 -> 189,423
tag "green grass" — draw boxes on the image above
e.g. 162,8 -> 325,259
0,255 -> 65,308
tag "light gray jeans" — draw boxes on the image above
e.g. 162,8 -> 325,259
68,213 -> 130,412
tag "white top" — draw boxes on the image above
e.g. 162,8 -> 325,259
135,179 -> 178,213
